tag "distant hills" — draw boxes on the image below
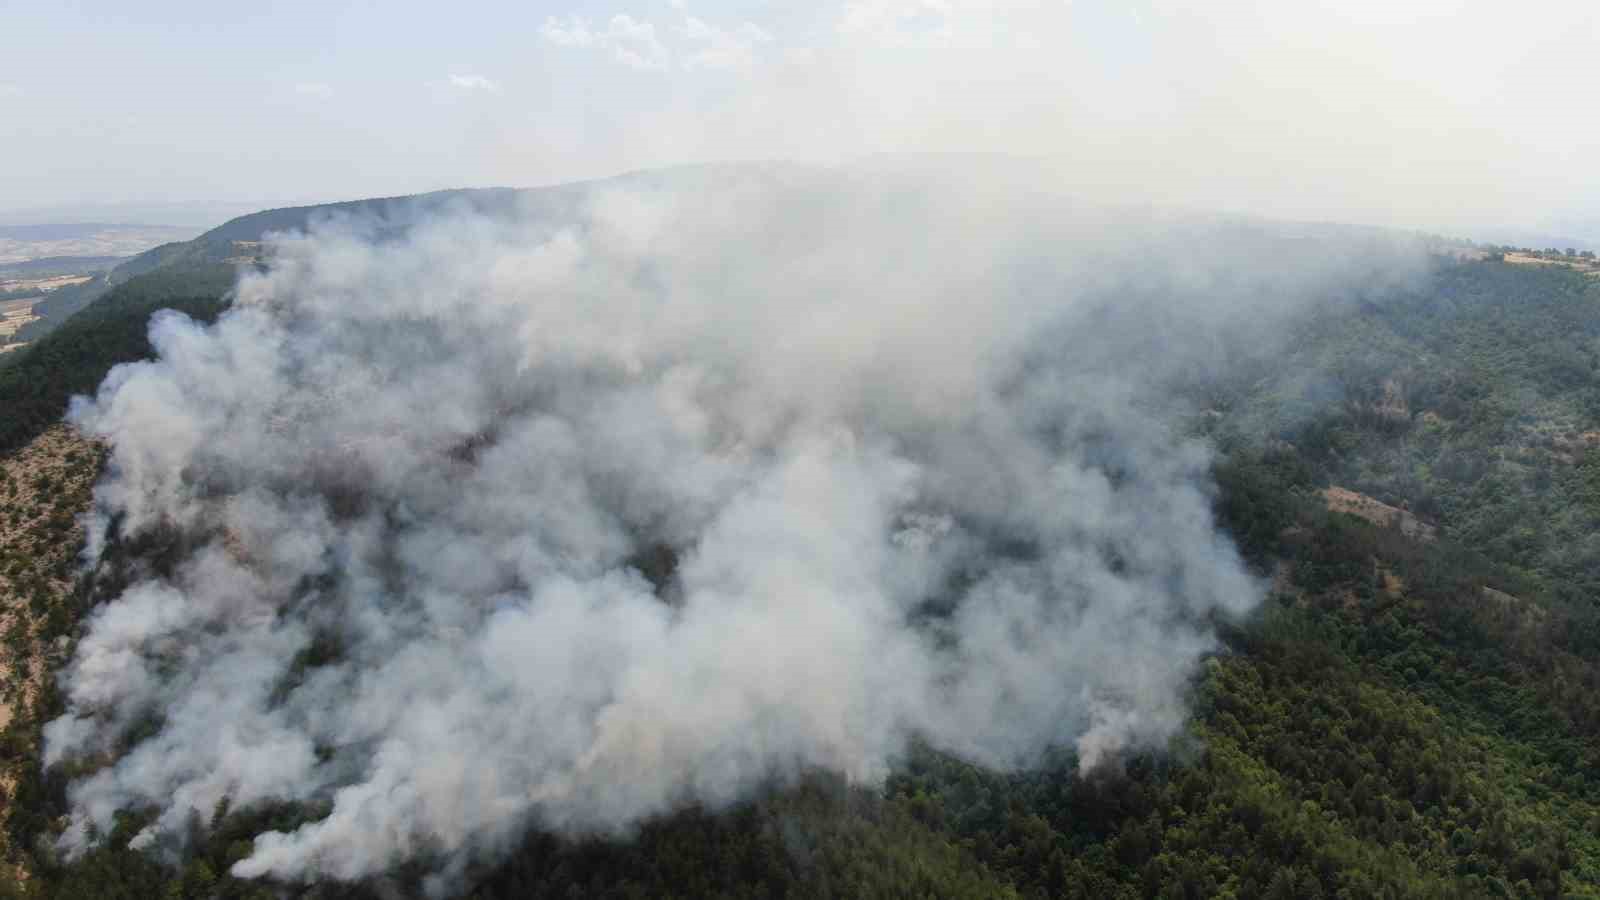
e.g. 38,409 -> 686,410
14,167 -> 792,321
0,161 -> 1466,362
0,183 -> 586,354
103,185 -> 526,278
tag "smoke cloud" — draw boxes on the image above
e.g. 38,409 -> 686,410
43,165 -> 1422,888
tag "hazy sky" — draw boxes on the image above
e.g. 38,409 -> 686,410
3,0 -> 1597,236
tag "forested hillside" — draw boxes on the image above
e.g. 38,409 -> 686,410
0,264 -> 232,457
0,166 -> 766,357
1,248 -> 1598,898
0,186 -> 531,355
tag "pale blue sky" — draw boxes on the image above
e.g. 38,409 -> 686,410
3,0 -> 1597,235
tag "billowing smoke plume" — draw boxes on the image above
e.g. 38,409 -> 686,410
42,165 -> 1419,887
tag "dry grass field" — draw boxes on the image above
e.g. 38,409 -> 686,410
1504,251 -> 1600,276
1322,485 -> 1438,540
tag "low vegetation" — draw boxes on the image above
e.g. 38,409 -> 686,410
0,427 -> 100,894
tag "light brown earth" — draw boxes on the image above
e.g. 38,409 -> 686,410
1549,429 -> 1600,463
0,299 -> 40,340
1322,486 -> 1438,541
1374,378 -> 1409,422
222,239 -> 265,265
1381,567 -> 1405,597
1504,252 -> 1600,276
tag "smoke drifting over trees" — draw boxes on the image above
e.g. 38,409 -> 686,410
41,165 -> 1426,888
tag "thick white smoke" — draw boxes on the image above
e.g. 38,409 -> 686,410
42,166 -> 1404,887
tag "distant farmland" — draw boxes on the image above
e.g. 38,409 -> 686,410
0,223 -> 195,266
